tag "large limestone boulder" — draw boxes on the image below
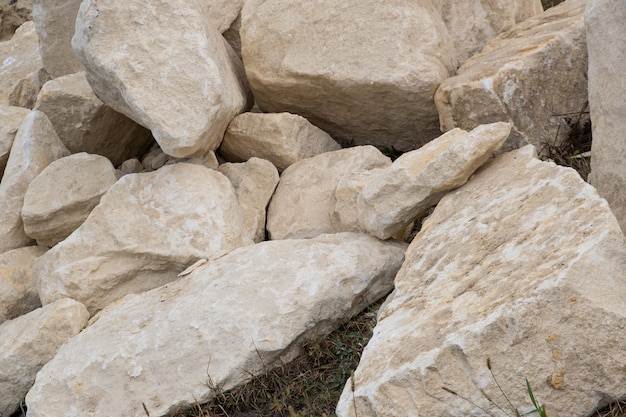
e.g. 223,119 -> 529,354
26,233 -> 406,417
336,146 -> 626,417
22,153 -> 118,247
0,111 -> 69,255
0,245 -> 47,324
33,72 -> 153,165
0,21 -> 49,108
0,0 -> 32,41
267,146 -> 391,240
220,112 -> 341,171
207,0 -> 242,33
34,163 -> 253,314
435,0 -> 588,153
218,157 -> 279,243
357,122 -> 511,240
586,0 -> 626,232
241,0 -> 457,151
0,105 -> 30,179
72,0 -> 251,158
0,298 -> 88,417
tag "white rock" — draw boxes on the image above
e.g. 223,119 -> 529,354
0,111 -> 69,255
241,0 -> 457,151
21,153 -> 118,247
357,122 -> 511,239
267,146 -> 391,240
72,0 -> 251,158
0,298 -> 88,417
220,112 -> 341,171
26,233 -> 406,417
0,104 -> 30,179
34,163 -> 253,314
0,245 -> 47,324
337,146 -> 626,417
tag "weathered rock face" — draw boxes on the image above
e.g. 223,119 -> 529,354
0,105 -> 30,179
34,163 -> 253,314
218,157 -> 279,243
220,112 -> 341,171
33,72 -> 153,166
267,146 -> 391,240
0,298 -> 88,417
0,111 -> 69,255
357,122 -> 511,240
72,0 -> 251,158
336,146 -> 626,417
435,0 -> 588,153
0,245 -> 47,324
0,0 -> 32,41
241,0 -> 457,151
0,21 -> 49,108
26,233 -> 406,417
207,0 -> 242,33
586,0 -> 626,232
22,153 -> 118,247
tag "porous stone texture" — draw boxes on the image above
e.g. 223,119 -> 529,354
0,298 -> 89,417
0,245 -> 47,324
33,72 -> 153,166
357,122 -> 511,240
0,0 -> 32,41
435,0 -> 588,153
34,163 -> 253,314
25,233 -> 406,417
0,104 -> 30,179
0,21 -> 50,108
72,0 -> 250,158
0,111 -> 69,255
336,146 -> 626,417
31,0 -> 83,78
220,112 -> 341,171
21,153 -> 118,247
241,0 -> 457,151
218,157 -> 279,242
267,146 -> 391,240
586,0 -> 626,232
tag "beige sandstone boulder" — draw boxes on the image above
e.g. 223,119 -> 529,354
141,143 -> 219,172
34,163 -> 253,314
337,146 -> 626,417
33,72 -> 153,166
31,0 -> 83,78
72,0 -> 251,158
241,0 -> 456,151
435,0 -> 588,153
117,158 -> 143,176
26,233 -> 406,417
267,146 -> 391,240
220,112 -> 341,171
218,157 -> 279,242
0,21 -> 49,108
0,245 -> 47,324
207,0 -> 242,33
22,153 -> 117,247
0,298 -> 88,417
0,0 -> 31,41
357,122 -> 511,240
0,104 -> 30,179
586,0 -> 626,232
0,111 -> 69,255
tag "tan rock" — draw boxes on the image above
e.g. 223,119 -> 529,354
357,122 -> 511,239
0,21 -> 50,108
267,146 -> 391,240
0,104 -> 30,179
241,0 -> 457,151
26,233 -> 406,417
22,153 -> 117,247
72,0 -> 251,158
0,0 -> 32,41
0,245 -> 47,324
435,0 -> 588,153
586,0 -> 626,232
207,0 -> 242,33
33,72 -> 153,166
0,298 -> 88,417
34,163 -> 253,314
337,146 -> 626,417
0,111 -> 69,255
218,157 -> 279,242
117,158 -> 143,175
